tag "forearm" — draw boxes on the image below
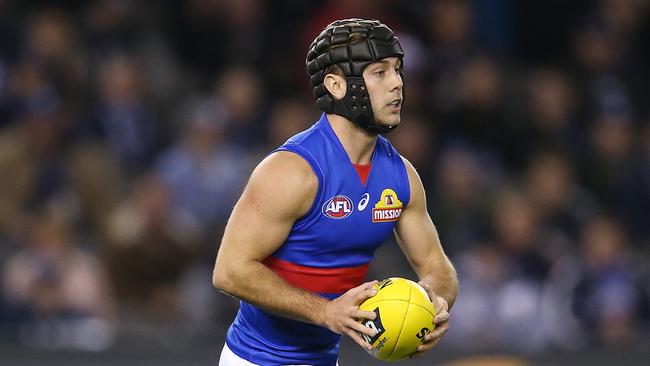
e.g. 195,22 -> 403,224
417,257 -> 458,309
213,259 -> 329,326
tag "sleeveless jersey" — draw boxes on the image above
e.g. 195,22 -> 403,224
225,113 -> 410,365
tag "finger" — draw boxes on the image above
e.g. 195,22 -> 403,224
416,341 -> 437,354
434,310 -> 449,324
436,296 -> 449,312
347,328 -> 374,350
354,287 -> 378,304
354,309 -> 377,320
423,334 -> 444,350
360,280 -> 379,288
348,318 -> 378,337
418,329 -> 447,352
348,280 -> 378,297
423,322 -> 449,343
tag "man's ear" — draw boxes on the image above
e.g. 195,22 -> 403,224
323,73 -> 347,101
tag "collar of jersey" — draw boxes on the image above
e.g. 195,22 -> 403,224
318,113 -> 379,171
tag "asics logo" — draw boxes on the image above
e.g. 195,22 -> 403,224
358,193 -> 370,211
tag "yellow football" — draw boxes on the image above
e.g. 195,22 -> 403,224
358,277 -> 436,362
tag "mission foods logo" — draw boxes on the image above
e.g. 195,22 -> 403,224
372,189 -> 403,223
322,195 -> 353,219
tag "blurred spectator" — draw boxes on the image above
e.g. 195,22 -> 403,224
0,126 -> 36,233
491,187 -> 550,282
3,61 -> 73,209
522,149 -> 598,257
428,144 -> 491,254
514,68 -> 580,163
66,142 -> 124,234
213,66 -> 267,150
446,244 -> 509,350
570,216 -> 643,346
429,0 -> 473,52
104,172 -> 198,324
7,59 -> 63,131
541,215 -> 646,350
448,187 -> 552,352
556,217 -> 642,346
1,209 -> 115,350
425,0 -> 483,117
439,55 -> 514,167
571,18 -> 643,125
579,112 -> 635,208
265,97 -> 314,150
156,98 -> 252,238
23,9 -> 90,108
91,54 -> 159,175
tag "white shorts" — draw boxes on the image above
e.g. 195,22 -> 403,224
218,343 -> 339,366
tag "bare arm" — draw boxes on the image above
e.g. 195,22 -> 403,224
213,151 -> 378,349
394,157 -> 458,307
394,157 -> 459,356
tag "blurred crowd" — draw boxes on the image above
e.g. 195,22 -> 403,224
1,0 -> 649,355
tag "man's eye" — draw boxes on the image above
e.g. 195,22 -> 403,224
376,70 -> 385,76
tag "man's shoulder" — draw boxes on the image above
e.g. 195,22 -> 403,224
262,150 -> 314,172
244,151 -> 319,217
253,151 -> 317,190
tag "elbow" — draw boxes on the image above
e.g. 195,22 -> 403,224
212,262 -> 234,293
213,256 -> 250,298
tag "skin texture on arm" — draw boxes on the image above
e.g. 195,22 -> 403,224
212,151 -> 378,349
394,157 -> 458,306
394,157 -> 459,356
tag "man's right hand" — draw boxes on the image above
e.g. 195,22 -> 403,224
320,280 -> 380,350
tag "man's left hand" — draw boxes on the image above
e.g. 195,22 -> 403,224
411,281 -> 450,358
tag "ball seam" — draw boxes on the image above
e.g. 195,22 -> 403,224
410,302 -> 436,318
386,280 -> 412,360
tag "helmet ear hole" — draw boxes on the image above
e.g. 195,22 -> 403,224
306,18 -> 404,134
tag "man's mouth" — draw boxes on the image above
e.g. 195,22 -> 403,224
387,99 -> 402,109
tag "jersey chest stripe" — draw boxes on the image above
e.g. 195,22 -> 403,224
262,256 -> 369,294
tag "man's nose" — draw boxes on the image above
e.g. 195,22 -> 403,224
390,70 -> 403,92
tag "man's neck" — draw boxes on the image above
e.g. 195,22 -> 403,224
326,113 -> 377,164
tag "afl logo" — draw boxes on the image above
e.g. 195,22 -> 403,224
322,195 -> 353,219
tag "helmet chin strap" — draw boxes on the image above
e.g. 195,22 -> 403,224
367,121 -> 397,134
333,76 -> 399,134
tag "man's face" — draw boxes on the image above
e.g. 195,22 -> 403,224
362,57 -> 404,128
